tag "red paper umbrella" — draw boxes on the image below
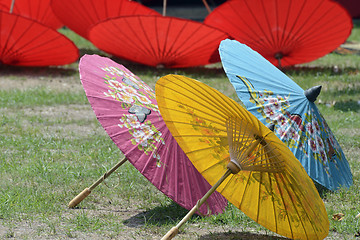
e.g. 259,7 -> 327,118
0,11 -> 79,66
334,0 -> 360,18
51,0 -> 160,39
0,0 -> 63,29
204,0 -> 353,67
89,15 -> 229,68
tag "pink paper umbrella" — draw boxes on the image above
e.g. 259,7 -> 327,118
70,54 -> 228,216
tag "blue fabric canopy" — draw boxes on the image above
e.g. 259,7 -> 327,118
219,39 -> 353,191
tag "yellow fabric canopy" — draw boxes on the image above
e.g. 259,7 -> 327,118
156,74 -> 329,240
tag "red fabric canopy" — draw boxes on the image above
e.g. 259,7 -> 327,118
51,0 -> 160,39
0,0 -> 63,29
0,11 -> 79,66
89,15 -> 229,68
205,0 -> 353,67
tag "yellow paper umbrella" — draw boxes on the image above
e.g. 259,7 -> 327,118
156,75 -> 329,240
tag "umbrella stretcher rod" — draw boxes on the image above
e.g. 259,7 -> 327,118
161,137 -> 264,240
68,156 -> 128,208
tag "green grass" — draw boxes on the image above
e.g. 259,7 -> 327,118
0,20 -> 359,239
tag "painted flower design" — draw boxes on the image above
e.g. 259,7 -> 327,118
309,139 -> 317,152
264,105 -> 277,120
268,97 -> 281,110
237,76 -> 344,172
306,122 -> 314,135
278,127 -> 290,141
108,79 -> 123,89
316,135 -> 325,151
123,86 -> 137,96
136,95 -> 152,105
312,120 -> 320,133
116,92 -> 133,104
275,115 -> 287,126
288,128 -> 300,142
101,64 -> 164,168
102,65 -> 159,113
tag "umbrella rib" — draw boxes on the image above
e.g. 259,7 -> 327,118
292,5 -> 346,46
169,22 -> 211,59
201,156 -> 230,176
270,172 -> 294,238
0,14 -> 16,57
179,141 -> 228,155
11,34 -> 66,59
260,0 -> 276,49
107,17 -> 155,59
217,172 -> 238,197
238,171 -> 255,210
137,17 -> 159,58
3,16 -> 45,59
280,0 -> 307,49
78,0 -> 96,28
159,97 -> 228,128
154,16 -> 164,61
242,0 -> 274,51
276,173 -> 311,239
1,14 -> 22,57
267,172 -> 278,233
160,17 -> 174,61
162,18 -> 187,61
167,75 -> 246,122
278,0 -> 291,50
256,171 -> 263,223
283,172 -> 317,238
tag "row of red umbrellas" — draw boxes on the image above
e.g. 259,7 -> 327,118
0,0 -> 356,67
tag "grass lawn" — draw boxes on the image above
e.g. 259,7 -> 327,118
0,20 -> 359,239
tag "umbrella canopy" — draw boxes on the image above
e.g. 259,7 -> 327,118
0,11 -> 78,66
51,0 -> 159,39
204,0 -> 353,67
0,0 -> 63,29
219,39 -> 353,191
156,74 -> 329,240
78,54 -> 227,215
89,15 -> 228,68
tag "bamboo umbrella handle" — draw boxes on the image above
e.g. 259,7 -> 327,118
68,188 -> 92,208
68,156 -> 128,208
161,169 -> 232,240
161,227 -> 179,240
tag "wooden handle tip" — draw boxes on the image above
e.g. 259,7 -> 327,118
68,188 -> 91,208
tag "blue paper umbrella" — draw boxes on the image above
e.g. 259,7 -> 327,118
219,39 -> 353,191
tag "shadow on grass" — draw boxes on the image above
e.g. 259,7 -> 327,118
108,56 -> 226,78
334,100 -> 360,112
314,181 -> 332,198
1,52 -> 226,80
123,201 -> 195,227
283,65 -> 359,76
199,231 -> 289,240
0,63 -> 78,77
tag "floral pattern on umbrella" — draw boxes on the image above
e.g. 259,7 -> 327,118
79,54 -> 228,215
238,75 -> 342,176
100,65 -> 165,167
219,38 -> 352,190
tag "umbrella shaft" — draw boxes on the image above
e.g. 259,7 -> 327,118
175,169 -> 232,230
89,156 -> 127,190
10,0 -> 15,13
